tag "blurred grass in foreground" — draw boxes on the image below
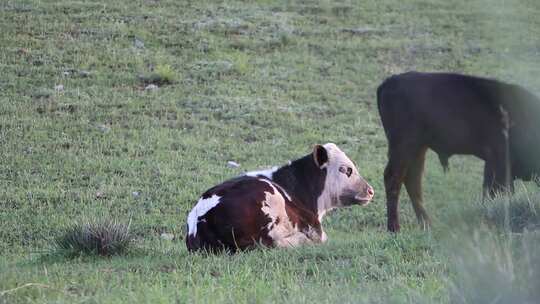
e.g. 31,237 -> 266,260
437,188 -> 540,304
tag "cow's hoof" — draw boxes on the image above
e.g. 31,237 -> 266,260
387,222 -> 400,233
417,215 -> 432,231
418,220 -> 431,231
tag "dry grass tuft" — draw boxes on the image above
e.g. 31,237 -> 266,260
54,218 -> 133,257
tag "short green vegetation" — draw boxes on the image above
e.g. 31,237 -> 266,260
1,0 -> 539,303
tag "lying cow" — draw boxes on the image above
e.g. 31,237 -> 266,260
377,71 -> 540,232
185,143 -> 374,252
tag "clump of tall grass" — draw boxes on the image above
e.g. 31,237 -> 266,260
445,228 -> 540,304
439,187 -> 540,303
478,189 -> 540,232
138,64 -> 176,86
54,217 -> 132,257
442,187 -> 540,233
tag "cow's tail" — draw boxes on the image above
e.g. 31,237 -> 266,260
438,153 -> 450,173
185,223 -> 224,253
377,75 -> 399,142
376,77 -> 388,115
185,223 -> 202,252
186,233 -> 202,252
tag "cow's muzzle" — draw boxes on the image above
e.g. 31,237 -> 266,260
354,185 -> 374,206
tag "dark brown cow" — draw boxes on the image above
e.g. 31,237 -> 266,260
185,143 -> 374,253
377,71 -> 540,232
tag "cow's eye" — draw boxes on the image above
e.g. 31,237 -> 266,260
339,166 -> 353,177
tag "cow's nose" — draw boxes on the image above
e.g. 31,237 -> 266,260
366,186 -> 374,198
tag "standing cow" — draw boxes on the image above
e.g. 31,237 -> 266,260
186,143 -> 374,252
377,71 -> 540,232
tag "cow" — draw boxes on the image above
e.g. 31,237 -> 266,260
377,71 -> 540,232
185,143 -> 374,253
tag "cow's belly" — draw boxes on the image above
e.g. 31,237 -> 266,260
260,181 -> 324,248
427,121 -> 500,159
429,136 -> 484,157
266,218 -> 325,248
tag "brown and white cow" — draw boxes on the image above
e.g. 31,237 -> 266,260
185,143 -> 374,253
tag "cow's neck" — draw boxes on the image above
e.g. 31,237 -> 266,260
271,155 -> 328,221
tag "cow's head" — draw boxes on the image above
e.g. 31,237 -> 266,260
314,143 -> 374,210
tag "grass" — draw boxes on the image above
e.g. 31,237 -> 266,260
444,228 -> 540,304
438,194 -> 540,304
138,64 -> 177,87
1,0 -> 540,303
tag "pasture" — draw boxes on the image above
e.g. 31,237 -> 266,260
1,0 -> 540,303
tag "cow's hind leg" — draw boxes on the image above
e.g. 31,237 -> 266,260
384,143 -> 419,232
483,134 -> 511,198
484,161 -> 511,198
384,161 -> 402,232
483,160 -> 496,198
189,221 -> 233,254
404,147 -> 431,230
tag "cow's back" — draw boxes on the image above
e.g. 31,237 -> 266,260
377,72 -> 510,159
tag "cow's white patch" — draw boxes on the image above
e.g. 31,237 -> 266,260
258,178 -> 291,202
187,194 -> 221,236
316,143 -> 365,221
245,166 -> 278,179
260,180 -> 323,247
317,209 -> 335,222
321,231 -> 328,243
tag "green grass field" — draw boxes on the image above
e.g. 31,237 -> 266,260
1,0 -> 540,303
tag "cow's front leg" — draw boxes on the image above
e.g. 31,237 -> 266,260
274,232 -> 312,248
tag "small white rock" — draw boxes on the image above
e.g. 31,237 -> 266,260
54,84 -> 64,92
145,84 -> 158,91
227,161 -> 240,168
97,124 -> 111,133
134,37 -> 145,49
132,191 -> 140,197
160,233 -> 175,241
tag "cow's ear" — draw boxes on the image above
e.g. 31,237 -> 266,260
313,144 -> 329,169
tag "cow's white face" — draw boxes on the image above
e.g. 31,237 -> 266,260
314,143 -> 374,219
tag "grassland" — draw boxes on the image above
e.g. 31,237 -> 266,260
1,0 -> 540,303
